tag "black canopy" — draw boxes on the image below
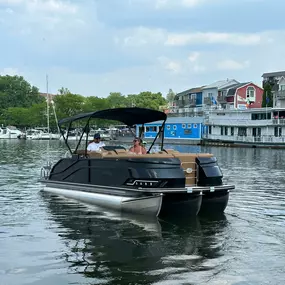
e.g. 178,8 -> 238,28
58,107 -> 167,126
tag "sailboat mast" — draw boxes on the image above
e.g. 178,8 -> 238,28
46,74 -> 50,135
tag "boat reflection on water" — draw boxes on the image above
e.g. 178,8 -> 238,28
41,192 -> 229,285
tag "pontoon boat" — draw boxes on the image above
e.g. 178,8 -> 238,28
39,107 -> 235,217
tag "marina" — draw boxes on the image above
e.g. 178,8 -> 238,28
1,139 -> 284,285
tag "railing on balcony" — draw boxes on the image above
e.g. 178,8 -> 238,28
217,95 -> 227,103
203,134 -> 285,144
204,98 -> 211,105
275,90 -> 285,99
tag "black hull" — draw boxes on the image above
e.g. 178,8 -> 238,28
40,148 -> 234,217
159,192 -> 202,217
199,190 -> 229,214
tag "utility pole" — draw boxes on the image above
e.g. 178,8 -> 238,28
46,74 -> 50,135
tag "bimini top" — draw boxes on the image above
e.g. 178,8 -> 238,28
58,107 -> 167,126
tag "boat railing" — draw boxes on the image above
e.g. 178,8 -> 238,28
204,134 -> 285,143
40,165 -> 52,180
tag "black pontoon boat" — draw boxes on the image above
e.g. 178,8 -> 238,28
40,107 -> 235,217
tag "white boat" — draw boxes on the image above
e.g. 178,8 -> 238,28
26,128 -> 60,140
203,107 -> 285,148
0,126 -> 23,139
59,130 -> 87,141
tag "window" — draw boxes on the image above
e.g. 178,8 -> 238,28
251,113 -> 271,120
209,126 -> 212,134
182,124 -> 186,129
231,127 -> 234,136
173,125 -> 177,130
166,125 -> 170,130
246,86 -> 256,102
238,127 -> 247,136
184,129 -> 192,135
221,126 -> 224,136
187,124 -> 191,128
207,92 -> 213,98
225,127 -> 228,136
280,85 -> 285,91
146,126 -> 156,132
274,127 -> 282,137
193,124 -> 197,128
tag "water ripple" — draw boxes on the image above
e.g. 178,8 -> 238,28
0,141 -> 285,285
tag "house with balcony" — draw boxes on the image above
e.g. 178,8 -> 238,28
202,79 -> 239,107
172,86 -> 204,116
262,71 -> 285,108
218,82 -> 263,109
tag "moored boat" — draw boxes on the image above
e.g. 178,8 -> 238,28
39,107 -> 234,217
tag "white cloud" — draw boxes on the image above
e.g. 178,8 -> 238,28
0,0 -> 77,13
121,27 -> 165,47
188,51 -> 200,62
30,0 -> 77,14
154,0 -> 207,9
193,65 -> 206,73
217,59 -> 250,70
166,32 -> 262,46
0,67 -> 20,76
120,27 -> 270,48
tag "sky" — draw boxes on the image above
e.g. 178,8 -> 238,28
0,0 -> 285,97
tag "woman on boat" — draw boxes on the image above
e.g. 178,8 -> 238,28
129,137 -> 147,154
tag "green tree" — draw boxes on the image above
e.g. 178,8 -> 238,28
166,88 -> 176,103
126,91 -> 167,110
58,87 -> 71,95
262,83 -> 273,108
84,96 -> 110,112
0,75 -> 43,109
53,93 -> 85,119
107,92 -> 127,108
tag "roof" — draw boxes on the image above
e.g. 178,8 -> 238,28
262,71 -> 285,78
176,86 -> 204,97
226,82 -> 251,96
142,116 -> 204,125
202,79 -> 239,90
58,107 -> 167,126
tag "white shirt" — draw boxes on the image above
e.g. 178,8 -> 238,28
87,141 -> 106,152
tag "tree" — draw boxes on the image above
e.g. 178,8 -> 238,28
58,87 -> 71,95
166,88 -> 176,103
0,75 -> 43,109
84,96 -> 110,112
53,93 -> 85,119
126,91 -> 167,110
107,92 -> 127,108
262,83 -> 273,108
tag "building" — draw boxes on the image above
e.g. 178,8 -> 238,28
175,86 -> 204,108
136,117 -> 205,144
218,82 -> 263,109
203,107 -> 285,148
262,71 -> 285,91
169,86 -> 204,116
39,92 -> 57,103
202,79 -> 239,106
262,71 -> 285,108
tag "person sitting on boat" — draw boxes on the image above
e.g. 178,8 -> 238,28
87,133 -> 106,152
129,137 -> 147,154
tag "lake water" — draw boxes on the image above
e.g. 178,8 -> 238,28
0,140 -> 284,285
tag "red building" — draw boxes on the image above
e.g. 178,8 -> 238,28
220,82 -> 263,109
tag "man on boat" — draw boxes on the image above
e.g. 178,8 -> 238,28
87,133 -> 106,152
